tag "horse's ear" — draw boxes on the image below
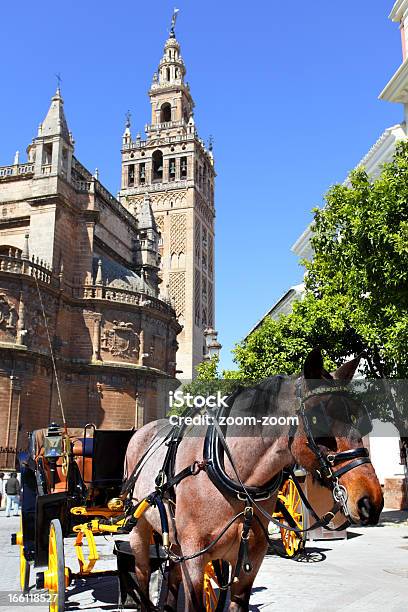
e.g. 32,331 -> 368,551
332,353 -> 364,383
303,347 -> 324,380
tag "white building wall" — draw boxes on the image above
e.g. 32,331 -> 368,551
369,420 -> 404,485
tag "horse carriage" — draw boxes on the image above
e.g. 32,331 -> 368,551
11,351 -> 383,611
12,419 -> 307,611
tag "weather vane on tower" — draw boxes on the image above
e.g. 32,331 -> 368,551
55,72 -> 62,92
170,7 -> 180,37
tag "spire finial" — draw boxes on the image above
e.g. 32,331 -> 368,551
96,259 -> 103,285
22,233 -> 29,260
55,72 -> 62,95
170,8 -> 179,37
125,109 -> 131,129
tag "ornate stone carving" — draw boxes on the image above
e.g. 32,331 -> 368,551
169,271 -> 185,318
208,282 -> 214,327
155,214 -> 164,234
194,268 -> 200,326
170,213 -> 187,252
195,191 -> 214,225
195,220 -> 201,262
26,308 -> 47,349
208,235 -> 214,278
0,293 -> 16,330
150,191 -> 187,209
101,321 -> 140,358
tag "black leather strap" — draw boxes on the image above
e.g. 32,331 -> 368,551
204,420 -> 283,501
288,469 -> 350,532
333,457 -> 371,479
329,447 -> 369,465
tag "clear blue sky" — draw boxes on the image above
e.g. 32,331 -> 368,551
0,0 -> 403,370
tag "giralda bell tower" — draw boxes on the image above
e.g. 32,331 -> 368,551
120,13 -> 216,379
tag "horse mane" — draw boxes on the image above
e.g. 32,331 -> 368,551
229,375 -> 286,419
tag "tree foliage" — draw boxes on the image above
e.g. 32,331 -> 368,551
306,141 -> 408,380
232,142 -> 408,431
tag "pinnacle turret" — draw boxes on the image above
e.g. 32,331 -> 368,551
31,87 -> 74,180
39,87 -> 70,141
151,33 -> 186,90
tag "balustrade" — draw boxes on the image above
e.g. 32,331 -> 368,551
0,163 -> 34,178
0,250 -> 52,284
82,283 -> 173,315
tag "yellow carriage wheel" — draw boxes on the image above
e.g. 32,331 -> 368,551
17,518 -> 30,593
203,560 -> 229,611
43,519 -> 69,612
278,478 -> 306,558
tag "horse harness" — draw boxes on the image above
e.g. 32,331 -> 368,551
295,381 -> 372,516
121,378 -> 373,593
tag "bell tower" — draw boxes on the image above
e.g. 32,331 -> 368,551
120,13 -> 216,379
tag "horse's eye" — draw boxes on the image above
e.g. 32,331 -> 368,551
351,414 -> 357,425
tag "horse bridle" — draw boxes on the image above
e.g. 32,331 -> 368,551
296,382 -> 372,516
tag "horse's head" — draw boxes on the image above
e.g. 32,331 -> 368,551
290,348 -> 383,526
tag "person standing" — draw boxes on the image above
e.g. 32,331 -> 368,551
5,472 -> 20,517
0,472 -> 4,509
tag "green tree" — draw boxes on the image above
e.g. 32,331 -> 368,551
233,142 -> 408,432
306,141 -> 408,383
233,293 -> 347,380
195,355 -> 220,380
167,356 -> 239,415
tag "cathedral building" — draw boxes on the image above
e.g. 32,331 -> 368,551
0,22 -> 220,466
119,23 -> 216,379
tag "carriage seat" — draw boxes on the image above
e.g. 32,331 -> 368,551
29,428 -> 95,491
72,437 -> 94,457
72,438 -> 94,484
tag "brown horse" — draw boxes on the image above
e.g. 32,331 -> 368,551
124,349 -> 383,611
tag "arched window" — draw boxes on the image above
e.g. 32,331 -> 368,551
166,67 -> 171,82
178,252 -> 185,268
160,103 -> 172,123
152,150 -> 163,182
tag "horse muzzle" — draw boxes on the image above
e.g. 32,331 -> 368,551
355,495 -> 383,526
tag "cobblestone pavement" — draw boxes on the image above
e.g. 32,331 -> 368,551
0,509 -> 407,611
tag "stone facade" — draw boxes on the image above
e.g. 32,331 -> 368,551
0,89 -> 181,468
119,28 -> 216,379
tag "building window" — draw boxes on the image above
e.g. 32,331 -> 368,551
42,142 -> 53,165
139,163 -> 146,184
180,156 -> 187,179
152,151 -> 163,182
161,103 -> 172,123
62,147 -> 68,171
169,158 -> 176,181
128,164 -> 135,186
166,67 -> 171,82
